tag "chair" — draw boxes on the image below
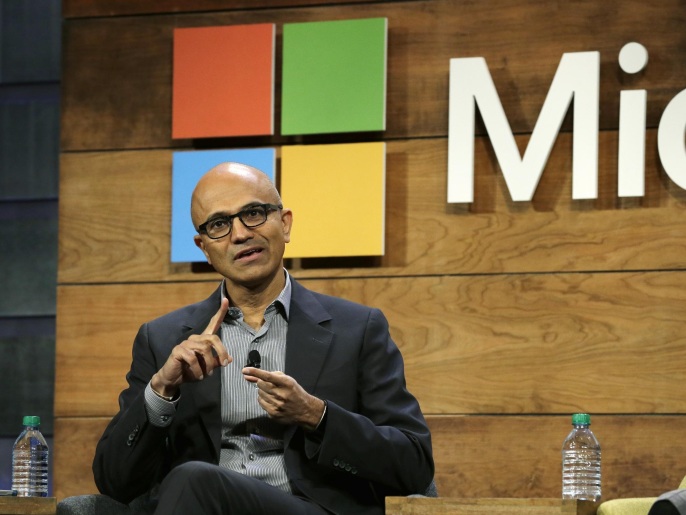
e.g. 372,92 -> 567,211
57,491 -> 156,515
57,479 -> 438,514
598,475 -> 686,515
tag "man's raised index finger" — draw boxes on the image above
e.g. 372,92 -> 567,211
203,298 -> 229,335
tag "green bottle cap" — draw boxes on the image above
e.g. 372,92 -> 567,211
22,416 -> 41,426
572,413 -> 591,425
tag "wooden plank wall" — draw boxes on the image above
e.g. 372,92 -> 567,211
56,0 -> 686,503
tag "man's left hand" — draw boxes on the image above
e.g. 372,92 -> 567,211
242,368 -> 325,431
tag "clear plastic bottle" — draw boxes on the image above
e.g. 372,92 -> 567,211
12,415 -> 49,497
562,413 -> 601,501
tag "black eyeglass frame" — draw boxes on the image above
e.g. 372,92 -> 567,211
197,203 -> 283,239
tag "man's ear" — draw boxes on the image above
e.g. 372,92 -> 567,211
281,209 -> 293,243
194,235 -> 212,265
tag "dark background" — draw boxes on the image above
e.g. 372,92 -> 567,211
0,0 -> 61,494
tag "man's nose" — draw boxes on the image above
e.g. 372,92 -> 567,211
230,218 -> 253,242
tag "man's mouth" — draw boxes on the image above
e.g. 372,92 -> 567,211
235,248 -> 263,260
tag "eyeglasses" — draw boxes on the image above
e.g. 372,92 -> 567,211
197,203 -> 282,240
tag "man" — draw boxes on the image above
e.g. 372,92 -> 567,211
93,162 -> 434,514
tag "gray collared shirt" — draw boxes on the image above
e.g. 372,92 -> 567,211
145,272 -> 292,492
217,272 -> 291,492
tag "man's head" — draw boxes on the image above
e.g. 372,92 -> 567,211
192,162 -> 292,294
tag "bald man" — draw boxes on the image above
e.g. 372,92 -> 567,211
93,163 -> 434,515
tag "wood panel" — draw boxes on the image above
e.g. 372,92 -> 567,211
56,0 -> 686,507
385,498 -> 597,515
55,272 -> 686,417
53,417 -> 109,502
58,150 -> 174,284
53,415 -> 686,501
61,0 -> 686,151
0,497 -> 57,515
58,131 -> 686,284
54,281 -> 218,417
63,0 -> 382,19
431,415 -> 686,500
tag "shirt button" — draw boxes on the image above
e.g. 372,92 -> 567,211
249,453 -> 255,461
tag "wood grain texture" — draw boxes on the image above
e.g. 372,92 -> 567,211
385,498 -> 596,515
55,271 -> 686,417
52,415 -> 686,501
54,281 -> 217,417
61,0 -> 686,151
63,0 -> 381,18
58,131 -> 686,284
0,497 -> 56,515
53,417 -> 109,502
58,150 -> 173,284
429,415 -> 686,500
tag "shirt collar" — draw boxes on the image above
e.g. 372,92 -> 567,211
220,269 -> 291,320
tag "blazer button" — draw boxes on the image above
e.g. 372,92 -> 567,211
127,425 -> 139,447
333,459 -> 340,467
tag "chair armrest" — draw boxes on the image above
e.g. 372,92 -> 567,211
57,494 -> 137,515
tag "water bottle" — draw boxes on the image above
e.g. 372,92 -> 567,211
562,413 -> 601,501
12,416 -> 49,497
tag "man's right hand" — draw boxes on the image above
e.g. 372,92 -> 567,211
150,298 -> 232,398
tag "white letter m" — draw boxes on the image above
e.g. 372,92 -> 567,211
447,51 -> 600,203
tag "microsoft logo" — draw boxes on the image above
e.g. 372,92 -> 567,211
170,18 -> 388,262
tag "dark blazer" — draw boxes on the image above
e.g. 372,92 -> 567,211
93,278 -> 434,515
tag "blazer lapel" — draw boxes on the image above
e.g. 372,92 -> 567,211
285,280 -> 334,395
179,286 -> 224,462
